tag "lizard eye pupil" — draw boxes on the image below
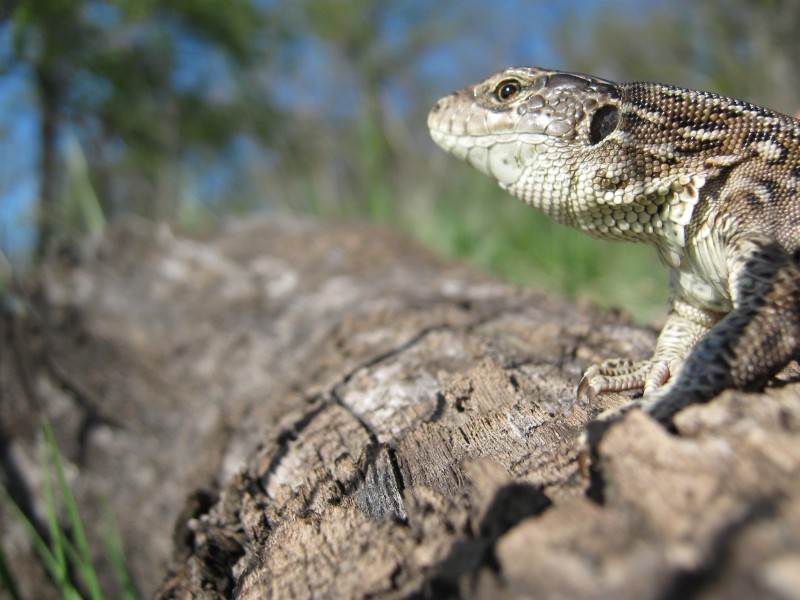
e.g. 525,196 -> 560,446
589,105 -> 620,144
495,79 -> 521,101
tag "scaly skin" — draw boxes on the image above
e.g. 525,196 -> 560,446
428,67 -> 800,425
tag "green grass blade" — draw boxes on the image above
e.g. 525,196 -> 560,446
103,503 -> 141,600
42,419 -> 104,600
0,451 -> 80,595
0,485 -> 59,584
39,432 -> 71,590
0,539 -> 24,600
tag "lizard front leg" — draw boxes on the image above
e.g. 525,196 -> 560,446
638,237 -> 800,423
581,239 -> 800,458
579,298 -> 721,401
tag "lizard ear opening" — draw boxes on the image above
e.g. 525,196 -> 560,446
589,105 -> 620,144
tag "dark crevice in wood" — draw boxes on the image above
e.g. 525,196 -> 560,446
257,401 -> 329,494
585,459 -> 606,505
44,355 -> 124,427
3,292 -> 43,412
334,296 -> 538,392
583,420 -> 610,505
420,483 -> 552,596
339,322 -> 450,387
43,356 -> 125,465
479,483 -> 552,540
331,388 -> 381,446
428,392 -> 447,423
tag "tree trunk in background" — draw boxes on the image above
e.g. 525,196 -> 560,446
2,218 -> 800,599
34,69 -> 60,260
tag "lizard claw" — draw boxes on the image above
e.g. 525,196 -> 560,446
576,372 -> 598,406
575,358 -> 642,415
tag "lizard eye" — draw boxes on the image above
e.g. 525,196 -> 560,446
589,105 -> 620,144
494,79 -> 521,102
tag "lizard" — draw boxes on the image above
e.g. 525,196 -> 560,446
427,66 -> 800,427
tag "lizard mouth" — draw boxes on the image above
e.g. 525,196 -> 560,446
429,129 -> 549,146
429,128 -> 547,186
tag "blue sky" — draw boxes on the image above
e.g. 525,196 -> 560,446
0,25 -> 39,262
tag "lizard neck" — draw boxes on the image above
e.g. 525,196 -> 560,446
502,165 -> 707,249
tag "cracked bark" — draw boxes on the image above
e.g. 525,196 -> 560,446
2,218 -> 800,599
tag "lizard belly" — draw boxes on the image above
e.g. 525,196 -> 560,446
664,233 -> 733,313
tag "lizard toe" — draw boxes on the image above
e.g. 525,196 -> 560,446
577,357 -> 657,402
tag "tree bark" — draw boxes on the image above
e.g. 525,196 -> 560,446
2,218 -> 800,599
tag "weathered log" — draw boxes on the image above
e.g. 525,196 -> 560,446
2,218 -> 799,599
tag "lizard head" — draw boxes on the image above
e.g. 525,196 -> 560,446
428,67 -> 620,182
427,67 -> 745,241
428,67 -> 668,236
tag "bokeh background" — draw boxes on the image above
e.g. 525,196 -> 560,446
2,0 -> 798,322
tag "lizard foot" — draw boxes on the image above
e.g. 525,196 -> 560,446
577,358 -> 673,404
576,364 -> 677,476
